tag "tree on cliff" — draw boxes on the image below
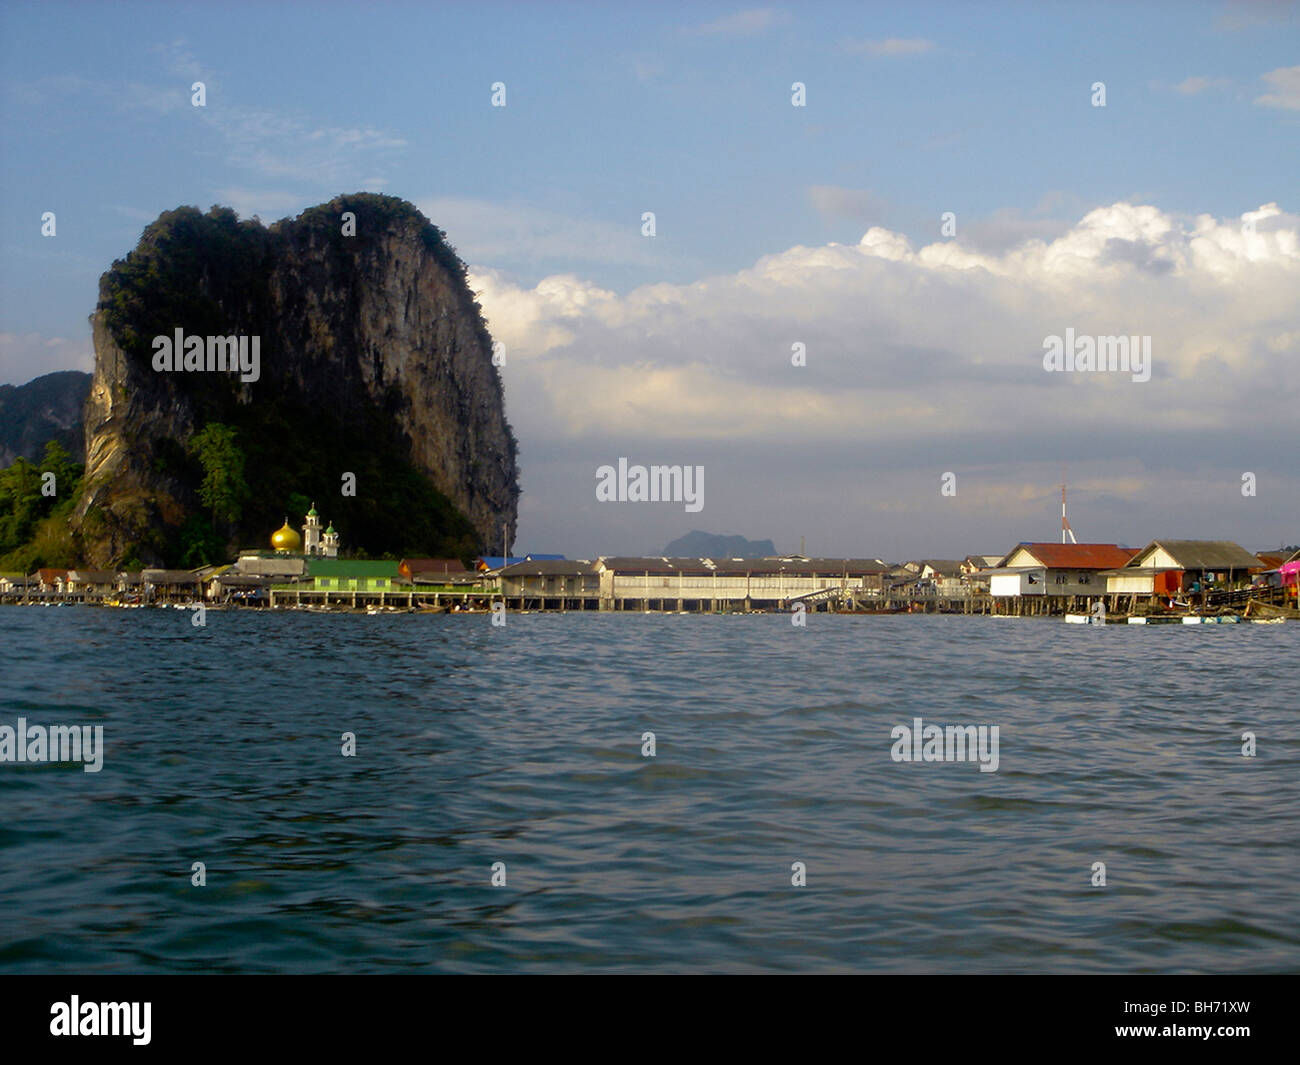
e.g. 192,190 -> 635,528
0,440 -> 84,569
188,423 -> 249,530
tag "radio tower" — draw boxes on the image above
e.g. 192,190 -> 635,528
1061,483 -> 1077,544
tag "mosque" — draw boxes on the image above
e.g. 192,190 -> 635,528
223,503 -> 341,584
271,504 -> 340,558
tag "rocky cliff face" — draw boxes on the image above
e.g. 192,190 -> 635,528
74,194 -> 519,567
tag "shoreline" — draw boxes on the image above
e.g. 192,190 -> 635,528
2,599 -> 1292,622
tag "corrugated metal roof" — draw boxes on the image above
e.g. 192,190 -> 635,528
400,558 -> 467,575
306,559 -> 400,578
1001,543 -> 1138,569
746,558 -> 888,576
598,557 -> 713,576
67,569 -> 117,582
500,560 -> 597,576
599,557 -> 887,577
141,569 -> 202,582
412,572 -> 479,584
1134,540 -> 1265,570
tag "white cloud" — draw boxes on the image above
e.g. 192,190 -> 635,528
7,43 -> 403,189
205,106 -> 406,184
1173,76 -> 1230,95
842,37 -> 935,57
955,203 -> 1075,254
1255,64 -> 1300,110
688,9 -> 787,36
470,199 -> 1300,470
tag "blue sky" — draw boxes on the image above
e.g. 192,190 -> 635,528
2,1 -> 1298,556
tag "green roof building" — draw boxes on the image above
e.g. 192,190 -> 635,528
304,558 -> 402,592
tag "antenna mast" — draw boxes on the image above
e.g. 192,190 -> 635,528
1061,483 -> 1077,544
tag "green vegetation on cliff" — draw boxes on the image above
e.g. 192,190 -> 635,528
81,194 -> 507,567
0,441 -> 84,570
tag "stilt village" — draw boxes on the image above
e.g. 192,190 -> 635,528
2,501 -> 1297,624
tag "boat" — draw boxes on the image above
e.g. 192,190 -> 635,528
1244,600 -> 1300,621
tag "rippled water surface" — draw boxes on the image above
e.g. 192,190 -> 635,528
1,607 -> 1296,973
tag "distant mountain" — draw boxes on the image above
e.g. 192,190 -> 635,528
664,530 -> 777,559
0,370 -> 91,466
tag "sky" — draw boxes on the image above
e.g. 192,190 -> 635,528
1,0 -> 1297,559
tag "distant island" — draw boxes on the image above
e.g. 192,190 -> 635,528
0,371 -> 90,468
663,531 -> 776,559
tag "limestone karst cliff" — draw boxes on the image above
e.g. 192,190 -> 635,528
73,194 -> 519,567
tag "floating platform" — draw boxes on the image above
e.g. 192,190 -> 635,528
1119,614 -> 1242,625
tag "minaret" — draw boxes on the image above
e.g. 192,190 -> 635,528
322,520 -> 339,559
303,503 -> 322,555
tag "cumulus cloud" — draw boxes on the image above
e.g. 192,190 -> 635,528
478,200 -> 1299,433
955,205 -> 1074,254
468,201 -> 1300,556
1255,64 -> 1300,110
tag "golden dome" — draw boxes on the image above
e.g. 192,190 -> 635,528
271,518 -> 302,552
